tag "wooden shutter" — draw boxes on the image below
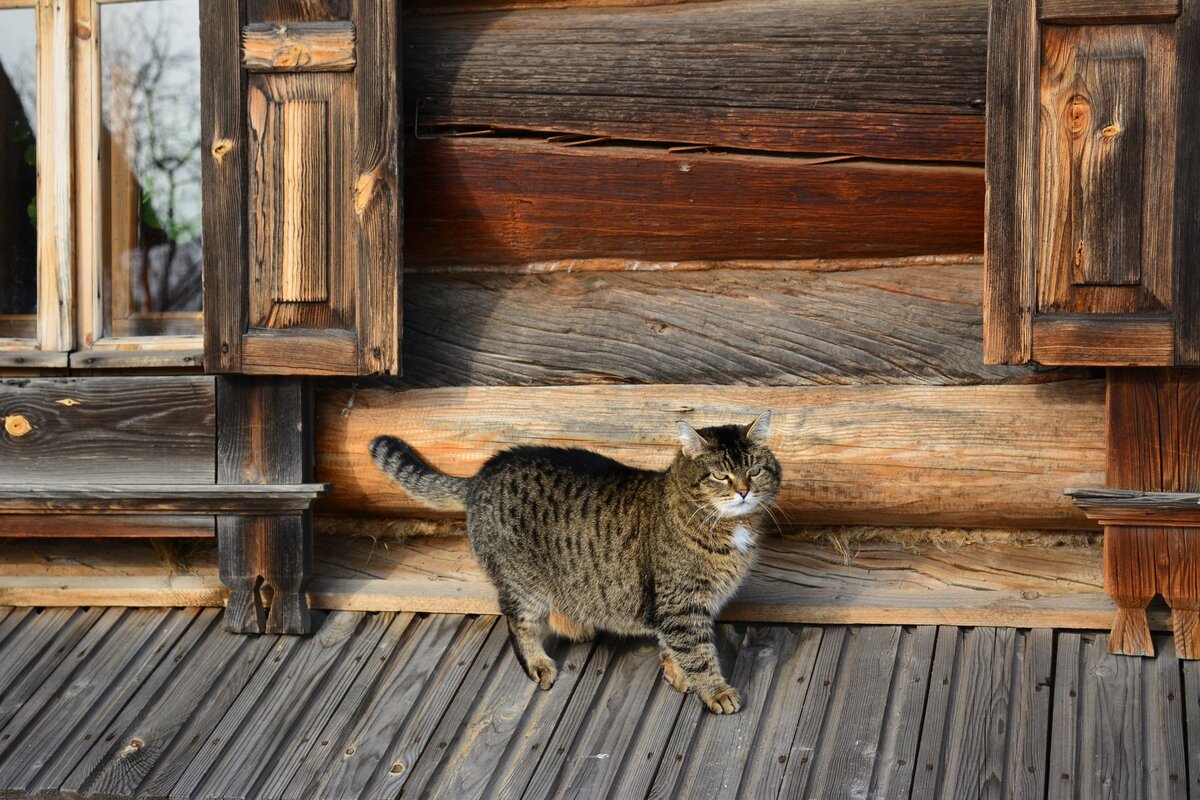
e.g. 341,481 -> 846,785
200,0 -> 401,376
985,0 -> 1200,366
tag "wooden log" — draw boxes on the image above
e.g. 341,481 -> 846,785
0,377 -> 215,485
314,381 -> 1106,529
399,261 -> 1073,387
242,21 -> 356,73
404,0 -> 987,162
404,138 -> 984,269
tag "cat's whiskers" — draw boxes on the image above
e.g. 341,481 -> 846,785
762,503 -> 785,536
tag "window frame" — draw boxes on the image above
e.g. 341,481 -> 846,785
0,0 -> 73,369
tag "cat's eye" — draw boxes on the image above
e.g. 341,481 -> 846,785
748,467 -> 764,477
709,472 -> 731,483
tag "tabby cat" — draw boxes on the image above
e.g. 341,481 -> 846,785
369,413 -> 780,714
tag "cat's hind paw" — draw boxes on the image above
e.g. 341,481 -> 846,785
527,656 -> 558,690
702,685 -> 742,714
661,653 -> 690,694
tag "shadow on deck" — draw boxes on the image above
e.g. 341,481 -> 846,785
0,606 -> 1193,799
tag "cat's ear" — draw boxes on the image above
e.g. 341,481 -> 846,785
677,422 -> 708,457
745,411 -> 771,445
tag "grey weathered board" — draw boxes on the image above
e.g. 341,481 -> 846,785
0,609 -> 1192,800
400,264 -> 1065,388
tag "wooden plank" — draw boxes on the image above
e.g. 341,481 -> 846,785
736,626 -> 823,799
200,0 -> 248,372
1047,631 -> 1081,800
1032,315 -> 1175,366
0,608 -> 90,707
406,139 -> 983,270
0,377 -> 215,485
0,515 -> 214,538
1182,660 -> 1200,800
166,633 -> 308,799
984,0 -> 1037,364
775,626 -> 848,799
460,638 -> 596,799
910,627 -> 963,799
600,656 -> 691,800
673,626 -> 781,799
36,0 -> 73,353
0,351 -> 69,369
267,612 -> 415,799
86,623 -> 273,799
1003,629 -> 1054,800
317,381 -> 1106,529
1144,636 -> 1188,800
0,575 -> 226,608
1040,0 -> 1180,23
868,626 -> 939,800
0,608 -> 196,795
242,21 -> 355,72
195,611 -> 371,800
56,609 -> 222,797
0,607 -> 24,654
0,485 -> 325,515
67,349 -> 204,371
311,615 -> 494,798
404,0 -> 987,162
364,617 -> 509,799
399,262 -> 1058,388
938,627 -> 1015,800
804,626 -> 903,799
643,625 -> 741,799
1175,0 -> 1200,365
0,607 -> 108,732
1074,632 -> 1145,800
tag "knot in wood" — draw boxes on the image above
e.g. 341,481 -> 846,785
211,139 -> 234,164
3,415 -> 31,437
1100,123 -> 1122,140
275,44 -> 310,68
1066,94 -> 1090,135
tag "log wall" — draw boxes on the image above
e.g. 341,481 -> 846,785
313,0 -> 1104,532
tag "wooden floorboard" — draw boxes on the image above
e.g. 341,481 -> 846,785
0,609 -> 1192,800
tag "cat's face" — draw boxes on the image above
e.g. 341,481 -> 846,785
673,413 -> 781,519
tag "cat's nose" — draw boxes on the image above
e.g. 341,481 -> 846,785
737,488 -> 749,499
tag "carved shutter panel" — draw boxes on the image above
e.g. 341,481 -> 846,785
200,0 -> 401,375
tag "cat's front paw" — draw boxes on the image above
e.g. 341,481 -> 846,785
661,653 -> 690,694
701,684 -> 742,714
526,656 -> 558,690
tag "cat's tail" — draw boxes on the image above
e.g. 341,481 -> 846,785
369,436 -> 468,512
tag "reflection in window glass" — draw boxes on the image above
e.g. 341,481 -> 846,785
101,0 -> 202,338
0,8 -> 38,338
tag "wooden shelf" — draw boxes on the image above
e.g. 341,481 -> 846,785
0,484 -> 330,517
1066,488 -> 1200,527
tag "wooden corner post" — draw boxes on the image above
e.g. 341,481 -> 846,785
217,377 -> 315,634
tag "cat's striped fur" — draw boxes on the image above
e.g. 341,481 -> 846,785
370,413 -> 780,714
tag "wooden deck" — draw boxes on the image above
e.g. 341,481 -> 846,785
0,607 -> 1194,799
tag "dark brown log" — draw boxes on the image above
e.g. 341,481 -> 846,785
0,486 -> 326,515
1103,527 -> 1157,656
1174,0 -> 1200,364
398,262 -> 1069,387
0,516 -> 213,538
1107,368 -> 1200,492
315,381 -> 1106,529
403,0 -> 987,162
1031,315 -> 1174,366
0,377 -> 215,486
1039,0 -> 1179,23
405,139 -> 984,269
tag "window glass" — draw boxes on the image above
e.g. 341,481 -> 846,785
100,0 -> 202,338
0,8 -> 38,339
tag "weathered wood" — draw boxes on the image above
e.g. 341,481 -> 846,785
277,100 -> 331,302
201,0 -> 249,373
316,382 -> 1105,529
1103,527 -> 1157,656
1046,632 -> 1081,800
36,0 -> 73,354
984,0 -> 1037,364
1031,315 -> 1175,365
868,626 -> 939,800
0,608 -> 93,712
400,262 -> 1063,388
1143,636 -> 1188,800
404,0 -> 987,162
775,626 -> 847,799
803,626 -> 902,798
1174,0 -> 1200,365
68,348 -> 204,370
0,377 -> 215,485
909,626 -> 962,799
1075,633 -> 1150,799
406,139 -> 983,270
304,614 -> 482,799
55,609 -> 220,797
1003,628 -> 1055,799
1039,0 -> 1180,23
0,351 -> 68,369
218,377 -> 314,634
1181,659 -> 1200,799
243,21 -> 355,72
0,485 -> 325,515
0,514 -> 213,537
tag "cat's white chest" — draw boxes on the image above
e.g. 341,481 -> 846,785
732,525 -> 755,552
